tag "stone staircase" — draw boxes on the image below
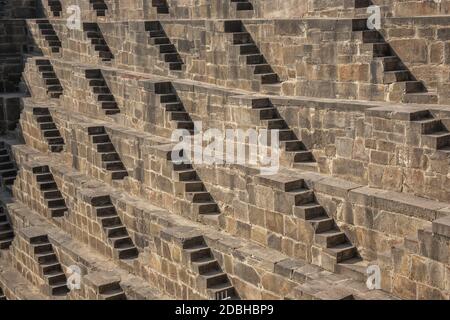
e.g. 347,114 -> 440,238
47,1 -> 62,17
32,165 -> 68,217
252,98 -> 315,165
231,0 -> 253,11
88,126 -> 128,180
225,20 -> 280,88
36,20 -> 62,54
84,272 -> 127,300
35,59 -> 63,99
183,236 -> 238,300
89,195 -> 138,260
145,21 -> 184,71
152,0 -> 169,14
0,206 -> 14,249
85,69 -> 120,115
291,179 -> 365,277
89,0 -> 108,16
155,82 -> 195,132
168,149 -> 222,227
353,19 -> 438,104
84,23 -> 114,61
29,233 -> 69,296
32,107 -> 65,153
411,110 -> 450,153
0,142 -> 17,192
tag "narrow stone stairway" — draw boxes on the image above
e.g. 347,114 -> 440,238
225,21 -> 280,86
84,23 -> 114,61
89,0 -> 108,16
252,98 -> 314,164
36,20 -> 62,53
231,0 -> 253,11
145,21 -> 184,71
292,180 -> 364,277
30,234 -> 69,296
32,165 -> 68,217
33,107 -> 65,152
85,69 -> 120,114
411,110 -> 450,152
90,195 -> 138,260
353,19 -> 438,104
168,149 -> 221,226
47,0 -> 62,17
0,206 -> 14,249
0,142 -> 17,192
152,0 -> 169,14
183,236 -> 238,300
35,59 -> 63,99
88,126 -> 128,180
155,82 -> 195,132
99,281 -> 127,300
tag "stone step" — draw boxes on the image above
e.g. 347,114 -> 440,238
0,221 -> 12,231
96,142 -> 115,153
163,53 -> 182,63
102,289 -> 127,300
0,230 -> 14,241
233,32 -> 252,45
170,111 -> 190,121
169,62 -> 183,70
160,94 -> 178,103
335,258 -> 369,282
403,92 -> 439,105
377,56 -> 404,72
41,261 -> 62,274
294,203 -> 326,220
50,206 -> 68,217
105,225 -> 128,238
194,202 -> 219,214
149,37 -> 170,45
95,205 -> 117,217
383,70 -> 411,84
110,235 -> 134,249
184,181 -> 205,192
371,43 -> 391,57
252,64 -> 273,75
256,73 -> 279,84
111,170 -> 128,180
308,215 -> 335,233
103,161 -> 126,171
262,119 -> 287,130
281,140 -> 305,152
191,257 -> 219,274
186,244 -> 212,261
35,252 -> 57,264
201,271 -> 229,289
239,44 -> 259,55
235,2 -> 253,11
286,150 -> 314,163
158,44 -> 176,53
324,243 -> 357,263
46,271 -> 67,286
245,54 -> 265,65
315,229 -> 347,248
289,189 -> 315,206
186,191 -> 213,203
91,134 -> 110,143
422,131 -> 450,149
